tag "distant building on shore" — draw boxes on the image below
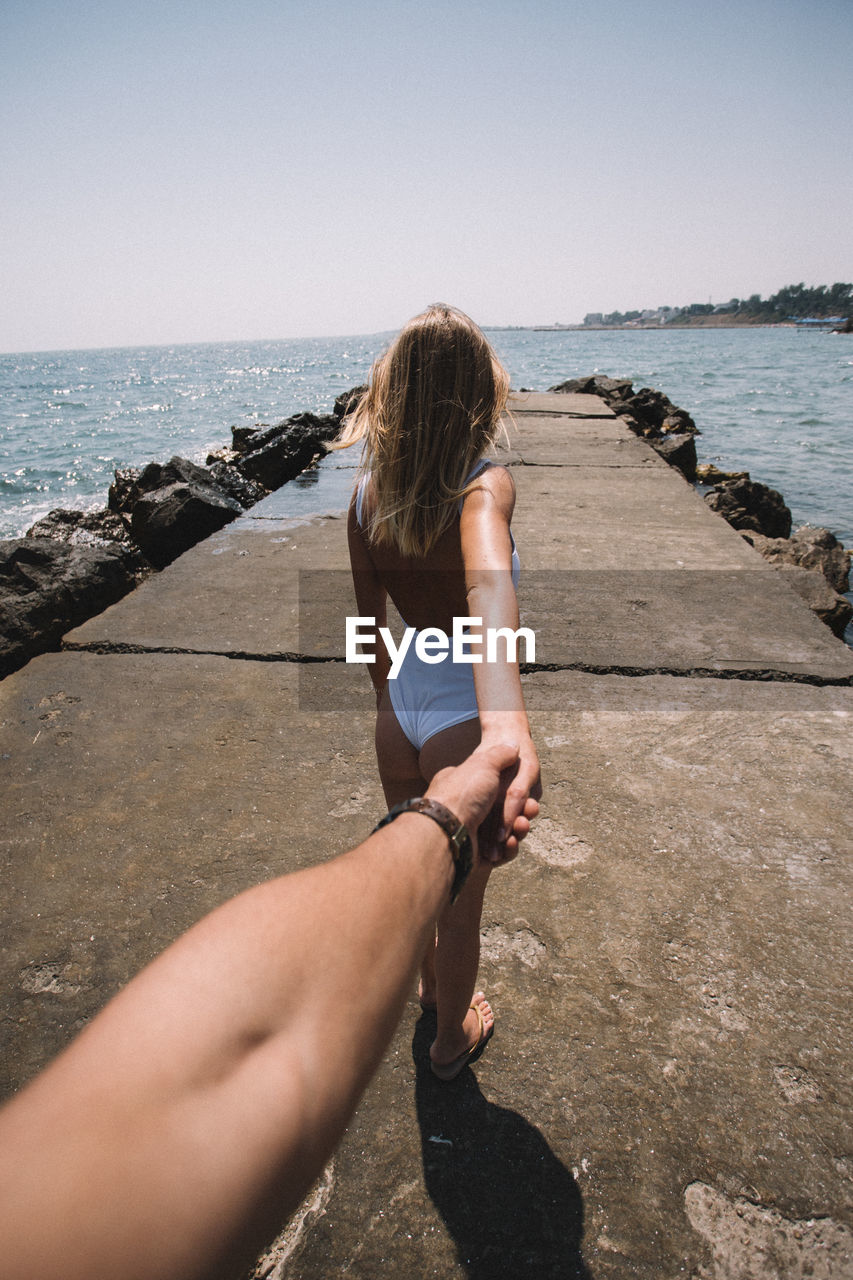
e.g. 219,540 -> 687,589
583,306 -> 682,328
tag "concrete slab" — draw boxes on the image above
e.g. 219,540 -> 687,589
64,516 -> 355,655
3,656 -> 851,1277
503,416 -> 667,468
0,652 -> 377,1096
509,391 -> 617,418
63,446 -> 852,681
277,673 -> 853,1280
511,465 -> 770,569
519,567 -> 853,679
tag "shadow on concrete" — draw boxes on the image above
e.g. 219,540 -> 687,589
412,1016 -> 590,1278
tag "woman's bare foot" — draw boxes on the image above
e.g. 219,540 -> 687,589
429,992 -> 494,1080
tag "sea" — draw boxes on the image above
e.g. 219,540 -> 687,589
2,324 -> 851,560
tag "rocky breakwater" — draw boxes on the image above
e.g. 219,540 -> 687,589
550,374 -> 700,480
698,470 -> 852,638
0,410 -> 342,680
549,375 -> 852,640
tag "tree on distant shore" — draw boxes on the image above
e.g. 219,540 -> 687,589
678,282 -> 853,323
768,282 -> 852,319
584,283 -> 852,327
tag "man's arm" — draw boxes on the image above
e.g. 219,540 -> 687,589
0,741 -> 530,1280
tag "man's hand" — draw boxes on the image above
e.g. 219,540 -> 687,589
426,741 -> 540,866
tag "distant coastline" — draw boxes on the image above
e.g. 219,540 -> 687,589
527,319 -> 793,332
520,281 -> 853,333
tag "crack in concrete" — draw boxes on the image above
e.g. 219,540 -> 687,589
60,640 -> 853,686
511,410 -> 616,419
62,640 -> 339,664
520,660 -> 853,687
512,459 -> 658,467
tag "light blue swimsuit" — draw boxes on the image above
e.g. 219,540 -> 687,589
355,462 -> 521,750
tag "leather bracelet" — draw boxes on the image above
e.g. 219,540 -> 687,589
371,797 -> 473,903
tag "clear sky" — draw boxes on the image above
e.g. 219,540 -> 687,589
2,0 -> 851,352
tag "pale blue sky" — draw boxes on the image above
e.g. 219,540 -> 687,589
2,0 -> 851,352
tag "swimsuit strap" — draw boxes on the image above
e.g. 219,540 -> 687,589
458,459 -> 493,512
355,473 -> 369,526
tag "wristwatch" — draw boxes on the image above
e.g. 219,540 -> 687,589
371,797 -> 473,903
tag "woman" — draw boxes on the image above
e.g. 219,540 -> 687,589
340,304 -> 540,1080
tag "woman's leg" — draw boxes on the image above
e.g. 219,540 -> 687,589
374,688 -> 436,1006
375,686 -> 427,808
418,718 -> 495,1067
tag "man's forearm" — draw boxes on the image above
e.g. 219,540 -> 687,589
0,816 -> 456,1280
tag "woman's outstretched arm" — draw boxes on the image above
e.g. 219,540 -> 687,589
0,742 -> 525,1280
460,466 -> 541,857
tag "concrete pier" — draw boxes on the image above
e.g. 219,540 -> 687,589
2,393 -> 851,1277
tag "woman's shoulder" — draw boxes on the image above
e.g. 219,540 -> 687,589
458,464 -> 516,539
465,460 -> 516,510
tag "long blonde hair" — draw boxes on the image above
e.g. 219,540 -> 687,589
337,304 -> 510,556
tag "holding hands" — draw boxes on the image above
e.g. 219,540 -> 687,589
427,736 -> 541,866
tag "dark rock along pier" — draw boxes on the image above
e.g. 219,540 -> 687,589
1,393 -> 851,1278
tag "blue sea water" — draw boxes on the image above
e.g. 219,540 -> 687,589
1,327 -> 850,552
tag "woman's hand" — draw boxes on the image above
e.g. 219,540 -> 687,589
478,732 -> 541,865
428,736 -> 541,868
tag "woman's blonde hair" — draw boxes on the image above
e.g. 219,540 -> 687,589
337,304 -> 510,556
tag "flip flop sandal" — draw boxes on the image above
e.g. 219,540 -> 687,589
430,1000 -> 494,1081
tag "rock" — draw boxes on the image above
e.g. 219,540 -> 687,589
130,482 -> 242,571
705,478 -> 792,539
0,538 -> 138,679
237,429 -> 319,491
230,424 -> 266,455
27,506 -> 133,549
620,386 -> 698,437
333,385 -> 368,419
790,526 -> 851,593
549,376 -> 634,399
109,456 -> 229,520
205,446 -> 239,466
696,463 -> 750,485
289,411 -> 340,440
775,566 -> 853,639
206,462 -> 268,510
25,507 -> 152,581
742,527 -> 850,594
109,467 -> 143,517
549,376 -> 698,438
649,433 -> 697,481
105,456 -> 244,569
235,414 -> 339,491
109,462 -> 242,568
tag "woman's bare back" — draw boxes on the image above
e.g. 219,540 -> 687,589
352,464 -> 516,632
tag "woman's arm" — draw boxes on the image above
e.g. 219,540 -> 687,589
347,497 -> 391,702
459,468 -> 541,854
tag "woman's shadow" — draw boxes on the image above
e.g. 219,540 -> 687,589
413,1015 -> 590,1278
